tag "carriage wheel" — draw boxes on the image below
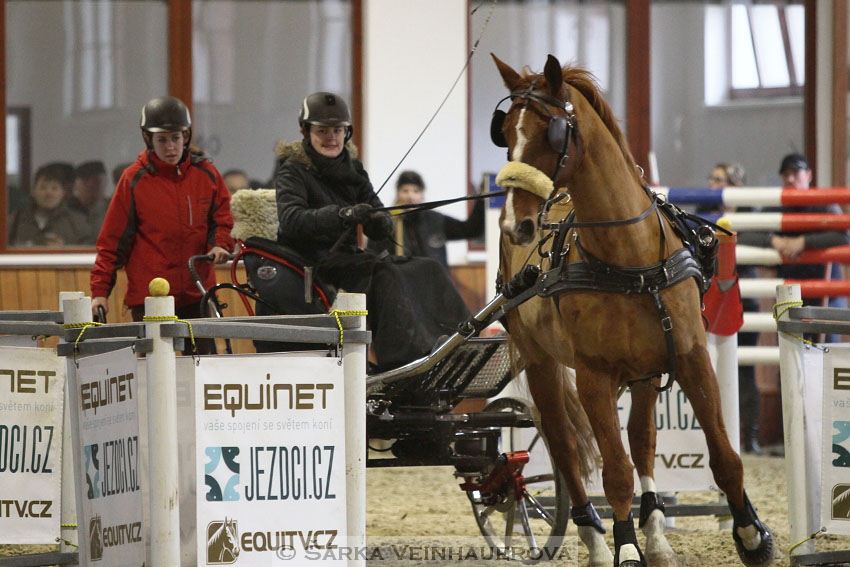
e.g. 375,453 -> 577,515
466,397 -> 570,562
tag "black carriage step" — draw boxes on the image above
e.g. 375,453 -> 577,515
367,338 -> 513,409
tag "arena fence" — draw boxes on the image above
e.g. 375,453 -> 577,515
776,284 -> 850,566
0,292 -> 369,567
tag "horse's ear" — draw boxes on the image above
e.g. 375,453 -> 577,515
544,54 -> 564,98
492,53 -> 521,91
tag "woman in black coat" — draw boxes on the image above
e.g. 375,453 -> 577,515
274,92 -> 470,370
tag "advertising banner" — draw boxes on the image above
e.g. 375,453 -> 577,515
76,347 -> 145,565
821,346 -> 850,535
586,382 -> 713,493
0,346 -> 64,544
196,355 -> 347,566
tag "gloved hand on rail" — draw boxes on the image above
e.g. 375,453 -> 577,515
363,210 -> 394,240
338,203 -> 373,226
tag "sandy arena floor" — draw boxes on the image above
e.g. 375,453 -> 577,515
3,454 -> 849,566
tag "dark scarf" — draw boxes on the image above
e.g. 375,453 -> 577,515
302,138 -> 371,202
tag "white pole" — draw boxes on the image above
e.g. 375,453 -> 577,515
144,292 -> 181,566
59,292 -> 86,560
708,333 -> 741,455
335,292 -> 367,567
776,284 -> 814,557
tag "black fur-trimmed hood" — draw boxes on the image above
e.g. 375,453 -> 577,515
273,139 -> 359,170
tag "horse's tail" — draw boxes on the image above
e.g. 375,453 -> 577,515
507,340 -> 600,483
554,363 -> 601,482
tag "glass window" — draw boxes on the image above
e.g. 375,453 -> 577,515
724,3 -> 804,99
5,0 -> 168,250
191,0 -> 352,190
469,1 -> 625,189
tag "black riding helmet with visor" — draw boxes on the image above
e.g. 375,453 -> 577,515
299,92 -> 353,141
140,95 -> 192,151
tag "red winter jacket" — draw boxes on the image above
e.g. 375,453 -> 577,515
91,149 -> 234,308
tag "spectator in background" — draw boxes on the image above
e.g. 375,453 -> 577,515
740,153 -> 849,307
368,170 -> 484,269
37,161 -> 75,201
702,162 -> 762,454
8,163 -> 91,246
90,96 -> 233,353
68,160 -> 110,238
222,169 -> 250,195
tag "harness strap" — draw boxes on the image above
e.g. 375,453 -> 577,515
650,290 -> 677,393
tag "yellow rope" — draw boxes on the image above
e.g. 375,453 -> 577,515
788,526 -> 826,554
327,309 -> 368,347
61,321 -> 103,352
60,538 -> 79,548
60,523 -> 77,528
772,300 -> 823,349
143,315 -> 197,353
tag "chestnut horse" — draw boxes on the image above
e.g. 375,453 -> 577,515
491,53 -> 775,567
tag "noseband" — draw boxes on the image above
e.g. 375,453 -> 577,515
490,82 -> 578,184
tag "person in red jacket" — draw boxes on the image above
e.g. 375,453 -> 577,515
90,96 -> 233,352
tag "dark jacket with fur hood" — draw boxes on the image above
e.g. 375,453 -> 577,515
273,139 -> 390,264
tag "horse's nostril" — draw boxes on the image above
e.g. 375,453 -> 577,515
518,219 -> 535,238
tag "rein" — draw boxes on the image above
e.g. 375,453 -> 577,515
375,190 -> 506,216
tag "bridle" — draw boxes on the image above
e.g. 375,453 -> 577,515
490,80 -> 578,184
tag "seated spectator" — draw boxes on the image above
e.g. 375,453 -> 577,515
8,163 -> 91,246
39,161 -> 75,201
739,153 -> 849,341
223,169 -> 250,195
68,160 -> 110,238
368,170 -> 484,269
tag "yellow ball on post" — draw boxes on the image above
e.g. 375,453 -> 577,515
716,217 -> 732,231
148,277 -> 171,297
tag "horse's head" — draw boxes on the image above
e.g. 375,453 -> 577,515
491,53 -> 578,246
491,54 -> 644,248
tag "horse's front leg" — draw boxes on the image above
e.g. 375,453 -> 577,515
576,361 -> 645,567
628,382 -> 676,567
524,359 -> 612,567
677,347 -> 775,566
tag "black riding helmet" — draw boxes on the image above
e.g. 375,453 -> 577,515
140,95 -> 192,149
299,92 -> 353,140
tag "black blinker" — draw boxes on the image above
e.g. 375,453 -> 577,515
490,110 -> 508,147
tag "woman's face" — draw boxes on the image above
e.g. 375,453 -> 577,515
31,177 -> 65,211
309,125 -> 346,159
707,167 -> 729,190
151,131 -> 186,165
396,183 -> 424,205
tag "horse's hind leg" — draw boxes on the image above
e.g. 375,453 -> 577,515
524,359 -> 612,567
575,361 -> 646,567
677,348 -> 775,566
628,382 -> 676,567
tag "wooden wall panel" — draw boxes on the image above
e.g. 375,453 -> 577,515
0,263 -> 489,353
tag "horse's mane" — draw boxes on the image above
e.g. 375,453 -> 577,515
517,65 -> 642,184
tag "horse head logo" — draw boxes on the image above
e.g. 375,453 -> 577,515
89,515 -> 103,561
206,517 -> 240,564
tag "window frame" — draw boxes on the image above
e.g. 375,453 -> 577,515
727,3 -> 804,100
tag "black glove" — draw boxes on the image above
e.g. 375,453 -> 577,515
364,211 -> 394,240
338,203 -> 373,225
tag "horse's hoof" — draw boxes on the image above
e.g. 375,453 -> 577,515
733,524 -> 775,566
